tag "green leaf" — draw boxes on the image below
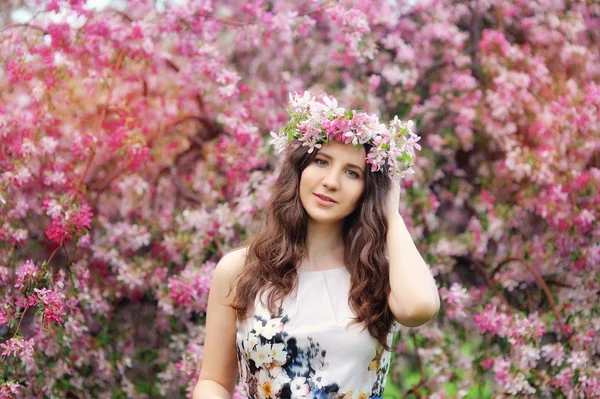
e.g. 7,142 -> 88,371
383,377 -> 402,399
112,390 -> 128,399
396,153 -> 413,165
443,381 -> 458,396
466,382 -> 492,399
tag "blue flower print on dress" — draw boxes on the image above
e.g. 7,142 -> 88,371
236,308 -> 392,399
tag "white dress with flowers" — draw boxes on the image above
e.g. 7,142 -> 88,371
235,266 -> 397,399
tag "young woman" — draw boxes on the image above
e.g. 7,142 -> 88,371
193,92 -> 440,399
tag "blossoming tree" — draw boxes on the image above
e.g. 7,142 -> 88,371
1,0 -> 598,398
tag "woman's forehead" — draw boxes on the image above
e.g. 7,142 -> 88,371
317,141 -> 366,165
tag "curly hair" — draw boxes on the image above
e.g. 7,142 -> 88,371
231,143 -> 395,349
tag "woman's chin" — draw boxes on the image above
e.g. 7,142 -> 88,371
305,211 -> 347,225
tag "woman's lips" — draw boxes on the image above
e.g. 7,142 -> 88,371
313,193 -> 337,206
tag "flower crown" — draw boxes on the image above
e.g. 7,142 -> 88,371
269,91 -> 421,182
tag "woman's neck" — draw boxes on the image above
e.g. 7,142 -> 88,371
302,219 -> 345,271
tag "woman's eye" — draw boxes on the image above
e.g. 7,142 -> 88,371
347,170 -> 360,179
315,159 -> 328,166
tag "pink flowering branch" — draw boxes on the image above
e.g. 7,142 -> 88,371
46,238 -> 64,266
466,2 -> 483,81
99,7 -> 133,23
5,48 -> 128,350
0,23 -> 47,35
169,166 -> 202,205
7,239 -> 64,343
215,1 -> 337,27
214,239 -> 225,257
148,113 -> 223,203
494,257 -> 572,340
162,59 -> 206,114
471,258 -> 511,309
155,114 -> 215,144
88,166 -> 122,191
4,306 -> 28,352
1,1 -> 597,396
544,278 -> 574,289
69,50 -> 127,201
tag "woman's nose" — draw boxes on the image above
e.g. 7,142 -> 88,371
322,170 -> 341,190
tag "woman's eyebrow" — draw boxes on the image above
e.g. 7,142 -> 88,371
317,152 -> 365,173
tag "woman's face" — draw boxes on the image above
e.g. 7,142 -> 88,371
299,141 -> 367,225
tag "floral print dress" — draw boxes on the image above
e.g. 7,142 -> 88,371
236,266 -> 398,399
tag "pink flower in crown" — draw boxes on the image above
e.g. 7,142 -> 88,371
269,131 -> 288,153
322,118 -> 351,142
270,91 -> 421,181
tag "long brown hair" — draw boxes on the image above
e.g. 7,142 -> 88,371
231,143 -> 394,349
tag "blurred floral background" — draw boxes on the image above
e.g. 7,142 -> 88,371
0,0 -> 599,398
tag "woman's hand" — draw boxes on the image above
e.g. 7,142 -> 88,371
385,181 -> 402,222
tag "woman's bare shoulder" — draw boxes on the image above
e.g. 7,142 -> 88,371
213,246 -> 248,288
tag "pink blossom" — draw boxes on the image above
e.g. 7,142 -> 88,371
34,288 -> 66,326
167,264 -> 214,314
0,308 -> 10,327
15,295 -> 37,309
439,283 -> 471,320
368,74 -> 381,92
14,260 -> 38,290
0,336 -> 34,359
0,381 -> 21,398
46,0 -> 60,12
541,343 -> 565,367
0,0 -> 598,396
480,357 -> 494,369
475,305 -> 546,345
46,23 -> 72,52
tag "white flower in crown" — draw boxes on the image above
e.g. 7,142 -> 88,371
270,91 -> 421,182
269,131 -> 288,154
311,95 -> 345,117
289,91 -> 315,109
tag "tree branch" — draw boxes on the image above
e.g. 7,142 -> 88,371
402,331 -> 428,399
